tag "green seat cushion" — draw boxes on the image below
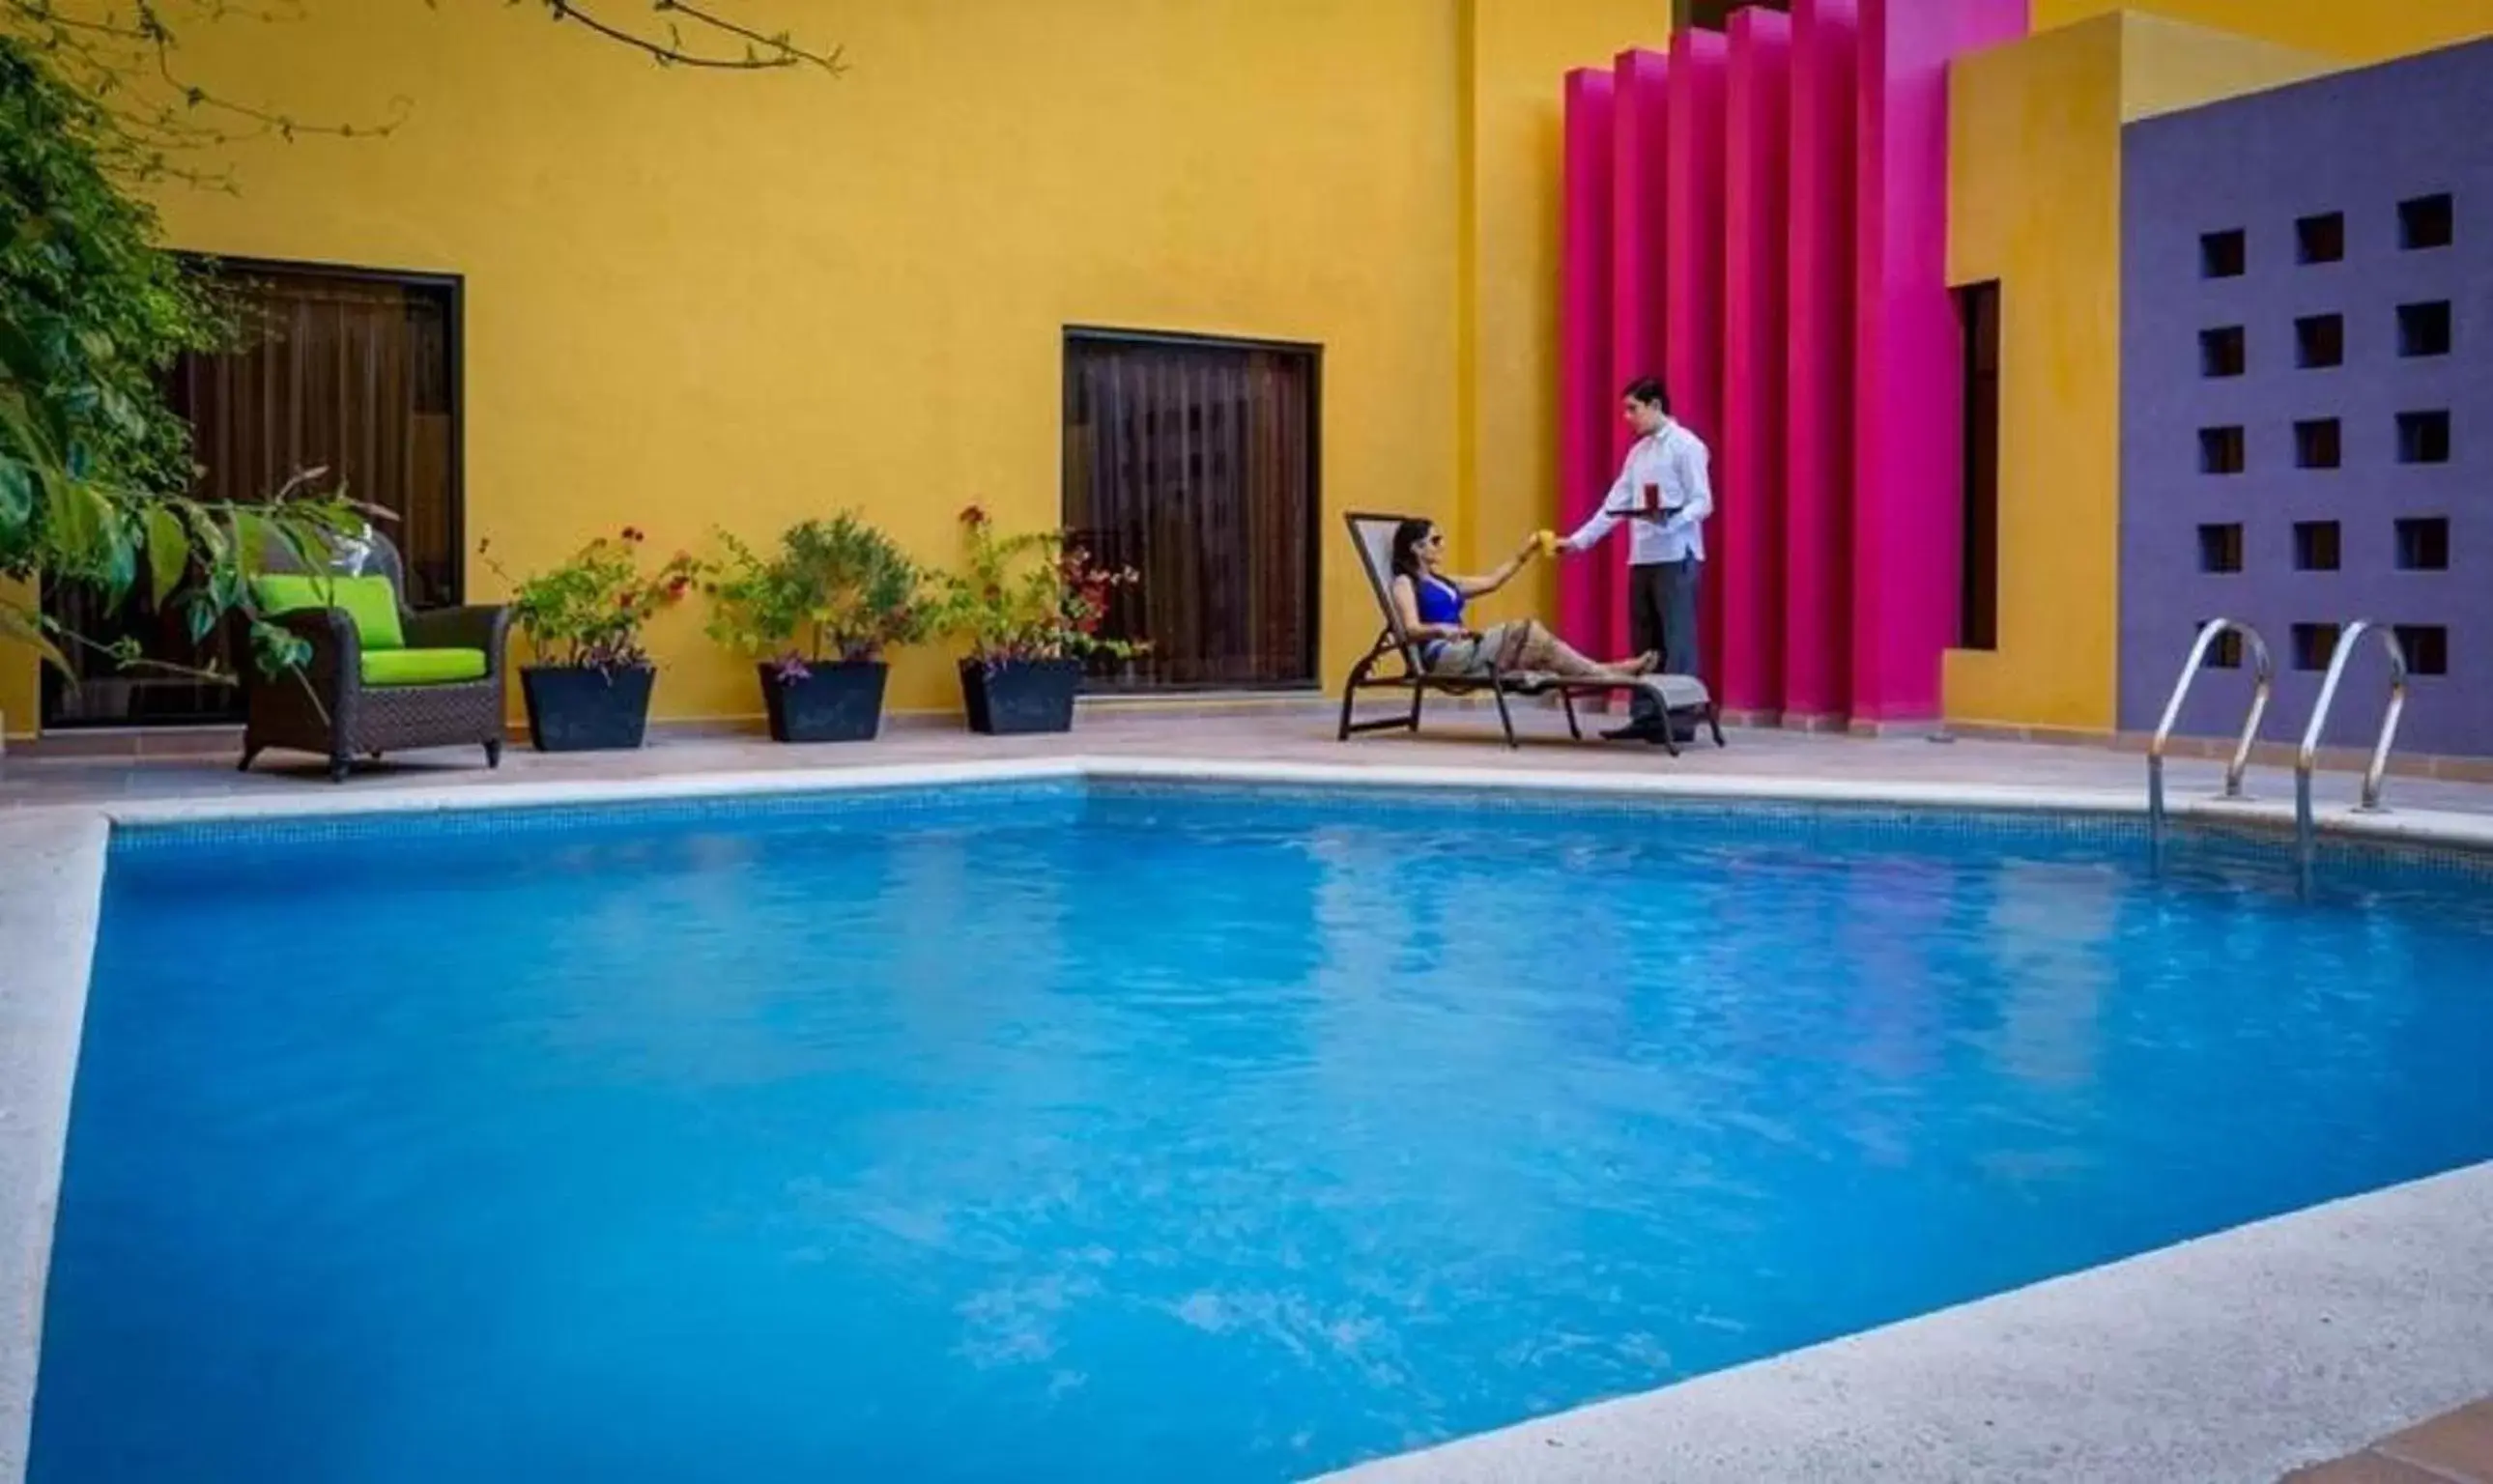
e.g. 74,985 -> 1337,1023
360,647 -> 488,687
253,574 -> 407,650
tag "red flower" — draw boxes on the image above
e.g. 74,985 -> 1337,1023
959,504 -> 989,528
620,527 -> 646,543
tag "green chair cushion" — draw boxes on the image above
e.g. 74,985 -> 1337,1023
360,647 -> 488,687
253,574 -> 407,651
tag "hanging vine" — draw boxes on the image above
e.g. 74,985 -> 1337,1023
0,0 -> 845,188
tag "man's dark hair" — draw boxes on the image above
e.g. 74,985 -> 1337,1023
1622,377 -> 1671,413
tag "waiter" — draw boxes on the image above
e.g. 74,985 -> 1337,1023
1557,376 -> 1712,744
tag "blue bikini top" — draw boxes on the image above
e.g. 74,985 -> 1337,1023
1413,574 -> 1464,627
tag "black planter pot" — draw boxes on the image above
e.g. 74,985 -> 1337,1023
759,660 -> 888,744
959,657 -> 1082,735
521,664 -> 655,753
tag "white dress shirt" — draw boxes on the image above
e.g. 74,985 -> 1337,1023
1562,420 -> 1712,566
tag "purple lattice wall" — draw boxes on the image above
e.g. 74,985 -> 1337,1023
2121,40 -> 2493,757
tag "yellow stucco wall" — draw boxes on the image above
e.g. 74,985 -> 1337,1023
2034,0 -> 2493,62
1942,14 -> 2332,735
2113,13 -> 2342,119
1461,0 -> 1668,629
0,578 -> 32,741
225,0 -> 1459,728
0,0 -> 1677,738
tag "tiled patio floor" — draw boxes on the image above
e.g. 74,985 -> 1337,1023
11,701 -> 2493,819
2288,1399 -> 2493,1482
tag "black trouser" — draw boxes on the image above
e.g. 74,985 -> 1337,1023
1627,557 -> 1701,727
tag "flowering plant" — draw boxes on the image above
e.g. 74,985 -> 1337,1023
701,514 -> 928,680
930,505 -> 1143,666
480,526 -> 698,670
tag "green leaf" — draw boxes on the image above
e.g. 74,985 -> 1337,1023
183,503 -> 230,566
0,456 -> 33,530
272,513 -> 334,571
95,383 -> 141,437
100,520 -> 137,604
143,504 -> 188,606
0,599 -> 70,675
0,381 -> 69,471
41,475 -> 111,571
232,510 -> 277,576
248,621 -> 311,675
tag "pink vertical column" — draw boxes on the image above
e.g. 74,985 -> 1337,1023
1723,9 -> 1792,719
1785,0 -> 1859,728
1664,30 -> 1728,686
1558,70 -> 1618,655
1608,47 -> 1671,668
1850,0 -> 2026,722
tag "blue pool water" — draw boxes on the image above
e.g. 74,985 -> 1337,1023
34,784 -> 2493,1483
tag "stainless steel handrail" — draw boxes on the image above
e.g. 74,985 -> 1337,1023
2149,618 -> 2273,846
2295,619 -> 2408,868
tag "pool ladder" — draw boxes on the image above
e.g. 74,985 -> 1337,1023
2147,618 -> 2410,870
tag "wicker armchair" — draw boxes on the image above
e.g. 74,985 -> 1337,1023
235,530 -> 511,782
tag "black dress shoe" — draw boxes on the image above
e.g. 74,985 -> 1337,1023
1601,721 -> 1665,743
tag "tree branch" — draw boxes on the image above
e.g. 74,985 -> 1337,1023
1,0 -> 844,188
3,0 -> 409,189
148,24 -> 414,141
662,1 -> 844,72
531,1 -> 845,72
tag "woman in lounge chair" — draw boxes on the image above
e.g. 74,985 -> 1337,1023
1389,518 -> 1658,681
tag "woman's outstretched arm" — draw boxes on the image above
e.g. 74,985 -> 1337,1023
1451,533 -> 1543,598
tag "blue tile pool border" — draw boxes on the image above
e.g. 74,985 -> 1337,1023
1090,776 -> 2143,835
105,777 -> 1087,854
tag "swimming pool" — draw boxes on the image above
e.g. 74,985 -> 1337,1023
31,781 -> 2493,1483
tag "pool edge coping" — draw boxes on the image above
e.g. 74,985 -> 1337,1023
6,755 -> 2493,1483
17,753 -> 2493,853
1314,1159 -> 2493,1484
0,813 -> 105,1484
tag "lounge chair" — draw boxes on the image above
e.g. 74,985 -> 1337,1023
235,528 -> 512,782
1335,510 -> 1724,755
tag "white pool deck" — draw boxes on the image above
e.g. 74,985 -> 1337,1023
6,709 -> 2493,1483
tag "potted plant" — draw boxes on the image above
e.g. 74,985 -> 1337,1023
931,504 -> 1142,735
702,514 -> 927,743
484,527 -> 697,752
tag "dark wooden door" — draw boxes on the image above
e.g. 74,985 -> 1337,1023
1062,331 -> 1320,691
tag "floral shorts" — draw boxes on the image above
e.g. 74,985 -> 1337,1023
1422,622 -> 1524,677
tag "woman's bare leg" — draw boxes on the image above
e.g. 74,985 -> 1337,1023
1501,620 -> 1654,680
